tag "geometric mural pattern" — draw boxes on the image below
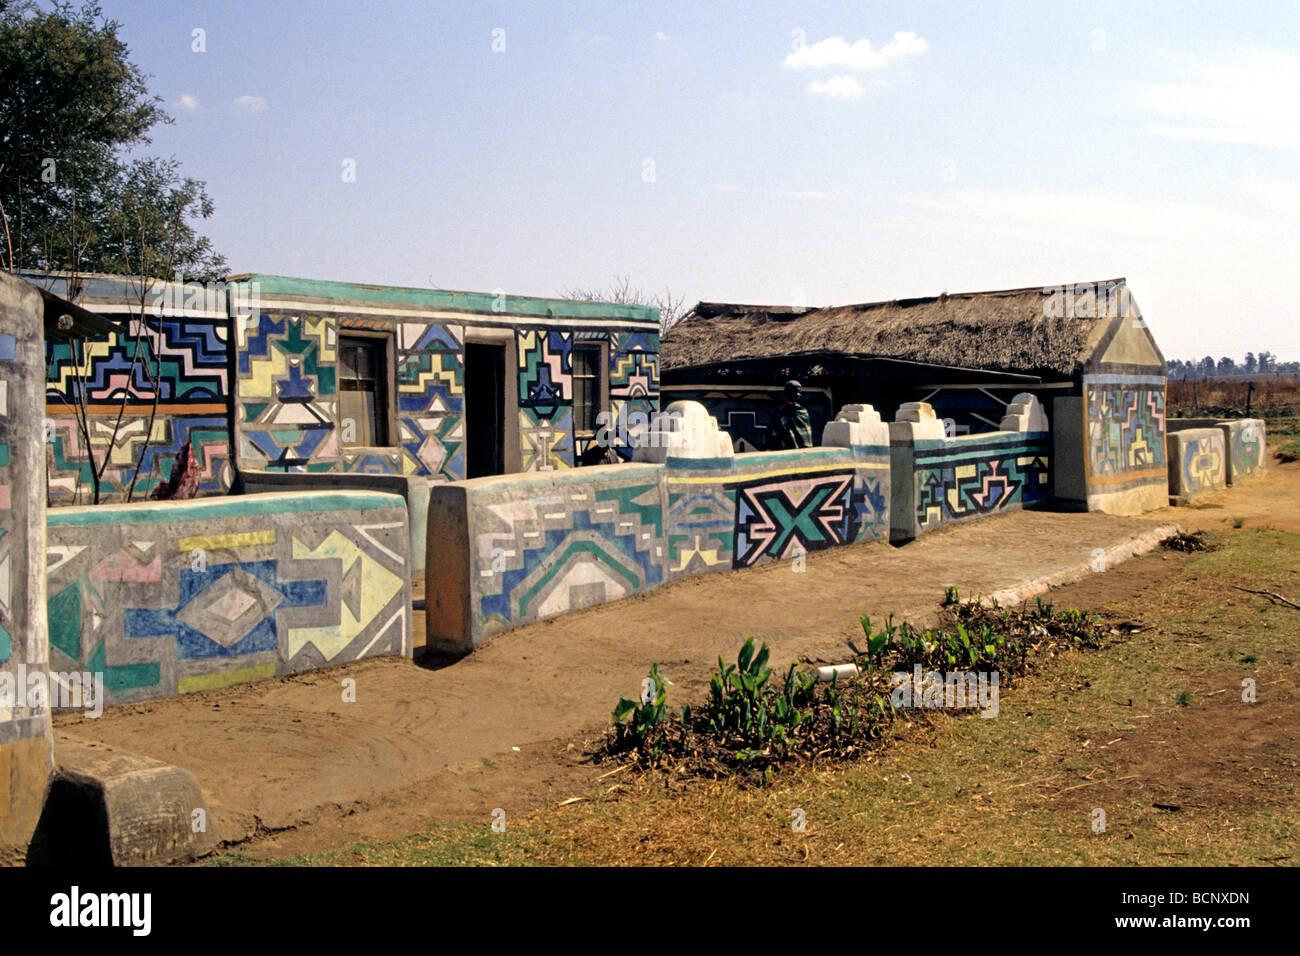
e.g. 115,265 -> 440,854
45,498 -> 411,706
44,317 -> 232,502
915,438 -> 1050,533
731,470 -> 868,568
518,329 -> 572,418
236,312 -> 468,480
1183,434 -> 1224,494
662,453 -> 890,577
1086,384 -> 1165,479
666,484 -> 735,576
608,331 -> 660,461
454,447 -> 892,645
520,405 -> 574,472
1230,422 -> 1263,480
473,474 -> 665,637
236,315 -> 655,481
393,321 -> 464,482
236,313 -> 339,472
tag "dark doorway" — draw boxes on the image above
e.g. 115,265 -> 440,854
464,342 -> 506,478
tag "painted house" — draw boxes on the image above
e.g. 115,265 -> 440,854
660,279 -> 1167,514
34,272 -> 660,526
38,272 -> 235,503
224,275 -> 660,484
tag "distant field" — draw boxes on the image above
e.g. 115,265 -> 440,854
1167,376 -> 1300,419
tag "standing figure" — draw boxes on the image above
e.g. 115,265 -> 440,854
764,379 -> 814,450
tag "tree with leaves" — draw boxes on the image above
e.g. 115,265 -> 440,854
0,0 -> 225,279
3,1 -> 228,503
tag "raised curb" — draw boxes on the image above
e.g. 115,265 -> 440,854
982,522 -> 1181,608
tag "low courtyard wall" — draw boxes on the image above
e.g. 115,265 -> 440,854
45,491 -> 413,707
890,399 -> 1051,542
427,402 -> 892,652
1168,418 -> 1265,485
1166,427 -> 1227,504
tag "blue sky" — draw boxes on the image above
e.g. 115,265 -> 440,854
109,0 -> 1299,360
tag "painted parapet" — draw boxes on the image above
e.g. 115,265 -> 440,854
652,400 -> 888,578
0,274 -> 56,858
658,384 -> 835,453
239,470 -> 432,573
426,407 -> 893,651
37,273 -> 234,504
1168,418 -> 1265,485
665,449 -> 889,579
426,464 -> 668,652
890,400 -> 1050,543
45,491 -> 412,707
1166,427 -> 1227,504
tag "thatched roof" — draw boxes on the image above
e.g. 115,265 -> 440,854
661,279 -> 1134,378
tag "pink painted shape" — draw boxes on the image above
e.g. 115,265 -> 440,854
91,550 -> 162,583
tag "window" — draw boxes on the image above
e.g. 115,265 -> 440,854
338,335 -> 389,446
571,343 -> 605,439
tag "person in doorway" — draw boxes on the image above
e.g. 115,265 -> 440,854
764,379 -> 814,450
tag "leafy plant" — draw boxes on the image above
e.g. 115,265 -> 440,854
612,662 -> 672,760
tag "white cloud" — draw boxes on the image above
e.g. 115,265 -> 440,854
655,31 -> 669,43
785,31 -> 928,72
1128,49 -> 1300,152
807,75 -> 866,99
233,94 -> 269,113
174,93 -> 199,112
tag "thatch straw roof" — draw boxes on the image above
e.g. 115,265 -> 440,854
661,279 -> 1133,378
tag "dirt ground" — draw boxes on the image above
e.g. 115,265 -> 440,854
51,452 -> 1300,862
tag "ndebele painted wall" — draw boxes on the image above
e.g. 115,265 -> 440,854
890,399 -> 1050,543
1166,427 -> 1227,505
1047,303 -> 1168,516
426,401 -> 891,652
0,274 -> 56,857
426,463 -> 667,653
226,275 -> 659,480
45,491 -> 412,707
226,276 -> 658,572
1168,419 -> 1266,485
659,402 -> 889,578
34,273 -> 237,504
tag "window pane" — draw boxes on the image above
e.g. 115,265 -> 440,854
572,347 -> 592,379
340,391 -> 374,445
353,344 -> 373,379
338,336 -> 386,446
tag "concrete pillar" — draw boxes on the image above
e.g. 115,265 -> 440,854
0,273 -> 55,860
